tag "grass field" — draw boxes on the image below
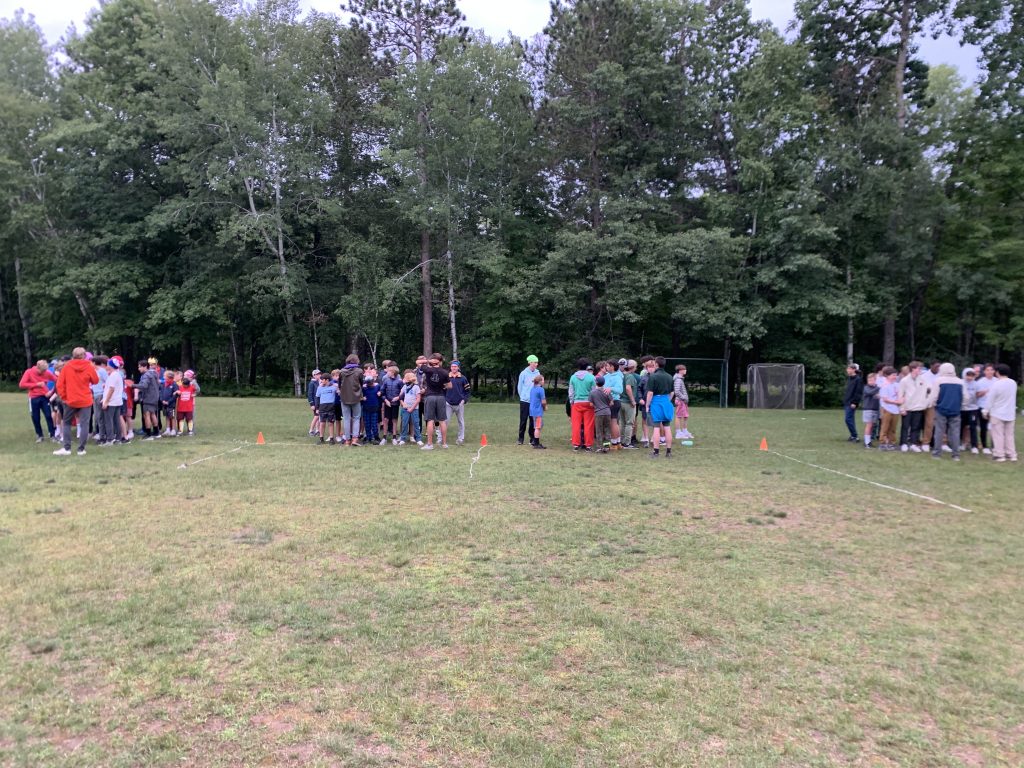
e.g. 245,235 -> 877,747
1,392 -> 1022,767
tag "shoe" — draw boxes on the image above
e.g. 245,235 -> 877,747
517,440 -> 524,446
416,440 -> 423,446
441,444 -> 449,449
910,445 -> 922,453
77,448 -> 86,456
648,450 -> 659,459
900,444 -> 909,452
599,448 -> 608,453
622,443 -> 637,450
675,430 -> 685,439
533,443 -> 547,449
951,456 -> 960,461
126,431 -> 134,440
848,436 -> 858,442
971,448 -> 979,454
398,440 -> 406,446
53,448 -> 71,456
994,457 -> 1006,463
456,439 -> 463,445
35,436 -> 44,443
392,438 -> 399,445
641,440 -> 649,448
379,438 -> 386,445
101,441 -> 115,447
660,438 -> 667,445
1011,457 -> 1019,462
572,446 -> 581,452
421,443 -> 433,450
982,448 -> 992,455
144,436 -> 155,441
682,430 -> 694,439
583,447 -> 594,452
941,444 -> 952,453
931,453 -> 941,459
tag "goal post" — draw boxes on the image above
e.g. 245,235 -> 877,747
661,358 -> 728,408
746,363 -> 805,410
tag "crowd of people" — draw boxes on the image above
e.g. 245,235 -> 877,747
307,353 -> 696,458
18,348 -> 200,456
842,360 -> 1018,462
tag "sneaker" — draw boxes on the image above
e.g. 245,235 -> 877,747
900,444 -> 909,453
126,430 -> 134,440
951,456 -> 960,462
622,443 -> 637,450
35,436 -> 44,443
398,440 -> 406,446
982,448 -> 992,455
421,443 -> 433,450
416,440 -> 423,446
910,445 -> 922,453
648,450 -> 659,459
583,446 -> 594,452
456,439 -> 464,445
441,444 -> 449,449
572,446 -> 581,452
392,438 -> 399,445
599,448 -> 609,453
53,448 -> 71,456
1011,457 -> 1019,462
187,430 -> 194,437
533,443 -> 547,449
941,444 -> 952,453
100,441 -> 115,448
517,440 -> 524,446
641,440 -> 649,448
379,438 -> 386,445
144,435 -> 155,441
931,452 -> 941,459
847,436 -> 858,442
682,429 -> 694,439
971,447 -> 979,455
675,430 -> 685,439
994,457 -> 1006,463
77,448 -> 86,456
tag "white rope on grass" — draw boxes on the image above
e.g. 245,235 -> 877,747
469,444 -> 486,479
177,445 -> 243,470
770,451 -> 972,513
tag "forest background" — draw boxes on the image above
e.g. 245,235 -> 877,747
1,0 -> 1021,402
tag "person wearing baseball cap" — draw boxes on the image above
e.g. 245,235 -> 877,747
517,355 -> 541,445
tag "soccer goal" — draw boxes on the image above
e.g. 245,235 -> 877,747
746,364 -> 805,410
662,358 -> 729,408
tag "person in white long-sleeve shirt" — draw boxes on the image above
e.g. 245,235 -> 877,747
983,363 -> 1018,462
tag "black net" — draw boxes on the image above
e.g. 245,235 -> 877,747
746,364 -> 805,409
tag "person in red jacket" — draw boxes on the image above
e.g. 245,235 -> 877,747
19,359 -> 58,442
54,347 -> 99,456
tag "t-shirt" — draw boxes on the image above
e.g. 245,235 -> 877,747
647,368 -> 674,396
622,372 -> 639,404
879,380 -> 901,414
316,383 -> 337,406
103,370 -> 124,407
529,386 -> 546,418
401,383 -> 421,409
177,384 -> 196,412
603,370 -> 624,401
589,386 -> 612,416
160,381 -> 178,403
91,366 -> 108,398
418,365 -> 450,397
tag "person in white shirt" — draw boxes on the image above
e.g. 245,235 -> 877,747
983,364 -> 1018,462
920,360 -> 941,447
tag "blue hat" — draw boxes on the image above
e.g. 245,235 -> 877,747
450,360 -> 460,368
107,358 -> 120,369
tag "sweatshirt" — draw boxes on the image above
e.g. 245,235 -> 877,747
338,364 -> 363,405
380,373 -> 404,404
589,386 -> 612,417
672,372 -> 689,404
56,359 -> 100,409
446,374 -> 471,406
986,377 -> 1018,422
932,364 -> 965,418
862,383 -> 880,412
136,368 -> 161,405
842,374 -> 864,407
19,367 -> 57,399
517,366 -> 539,402
898,373 -> 930,412
568,370 -> 596,403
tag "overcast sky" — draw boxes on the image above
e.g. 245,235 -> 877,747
2,0 -> 980,83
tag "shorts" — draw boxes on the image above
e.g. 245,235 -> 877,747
649,394 -> 674,425
319,405 -> 337,422
861,409 -> 879,424
610,401 -> 621,419
177,409 -> 194,421
143,403 -> 159,414
674,401 -> 689,418
424,395 -> 447,422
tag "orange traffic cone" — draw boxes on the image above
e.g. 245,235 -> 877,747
759,437 -> 768,451
480,433 -> 488,447
256,432 -> 265,445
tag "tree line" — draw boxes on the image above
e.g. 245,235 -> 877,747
1,0 -> 1021,400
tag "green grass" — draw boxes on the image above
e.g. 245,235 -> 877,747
0,393 -> 1022,767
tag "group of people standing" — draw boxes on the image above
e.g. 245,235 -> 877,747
842,360 -> 1018,462
19,349 -> 199,456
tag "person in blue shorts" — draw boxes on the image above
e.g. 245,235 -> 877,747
529,374 -> 547,449
644,356 -> 675,458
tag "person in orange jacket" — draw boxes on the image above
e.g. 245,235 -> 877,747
19,359 -> 58,442
54,347 -> 99,456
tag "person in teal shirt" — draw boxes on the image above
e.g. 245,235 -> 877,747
568,358 -> 596,450
602,360 -> 625,449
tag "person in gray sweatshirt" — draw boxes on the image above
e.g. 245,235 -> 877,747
860,371 -> 880,448
960,367 -> 980,454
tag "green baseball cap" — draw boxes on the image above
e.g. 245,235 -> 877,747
526,354 -> 539,363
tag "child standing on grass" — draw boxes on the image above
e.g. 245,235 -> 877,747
529,374 -> 547,449
316,372 -> 339,443
362,366 -> 382,445
878,367 -> 902,451
960,368 -> 980,454
176,377 -> 197,436
590,375 -> 614,453
398,371 -> 422,446
644,357 -> 675,459
380,365 -> 403,445
160,371 -> 179,436
673,364 -> 692,440
861,372 -> 880,448
307,369 -> 321,436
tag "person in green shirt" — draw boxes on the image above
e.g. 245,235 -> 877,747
568,357 -> 596,450
618,358 -> 639,449
644,356 -> 675,458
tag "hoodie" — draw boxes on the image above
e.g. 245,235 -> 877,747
961,369 -> 979,411
339,364 -> 364,405
842,374 -> 864,407
19,367 -> 57,399
137,368 -> 161,405
568,370 -> 596,403
933,363 -> 965,418
57,359 -> 100,409
898,372 -> 930,412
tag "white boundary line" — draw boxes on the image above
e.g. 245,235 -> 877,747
469,444 -> 486,479
770,451 -> 972,512
178,445 -> 243,469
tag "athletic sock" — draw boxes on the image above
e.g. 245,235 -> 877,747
665,448 -> 671,456
652,449 -> 659,456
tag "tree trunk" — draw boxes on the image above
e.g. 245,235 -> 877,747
230,327 -> 240,385
14,256 -> 32,367
421,229 -> 433,355
248,342 -> 259,386
446,247 -> 458,359
846,263 -> 854,363
882,316 -> 896,365
180,337 -> 192,370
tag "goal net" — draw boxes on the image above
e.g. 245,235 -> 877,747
746,364 -> 805,410
661,358 -> 728,408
